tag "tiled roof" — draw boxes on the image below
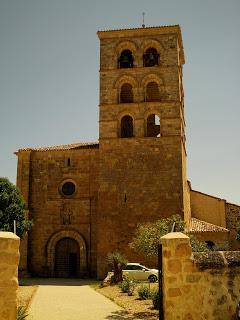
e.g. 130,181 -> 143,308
98,24 -> 180,33
16,142 -> 99,153
189,218 -> 229,233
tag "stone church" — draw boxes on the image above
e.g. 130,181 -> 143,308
16,25 -> 240,279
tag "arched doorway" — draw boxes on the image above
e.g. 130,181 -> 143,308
47,230 -> 87,277
55,237 -> 80,277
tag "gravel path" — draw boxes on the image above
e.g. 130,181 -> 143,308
26,279 -> 140,320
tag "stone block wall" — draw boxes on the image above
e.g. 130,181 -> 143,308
97,26 -> 187,279
161,232 -> 240,320
0,232 -> 20,320
226,202 -> 240,250
17,147 -> 99,277
97,137 -> 185,278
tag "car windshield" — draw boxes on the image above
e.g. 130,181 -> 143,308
124,264 -> 149,271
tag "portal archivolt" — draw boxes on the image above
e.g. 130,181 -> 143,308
46,230 -> 87,277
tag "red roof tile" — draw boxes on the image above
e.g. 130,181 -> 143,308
16,142 -> 99,153
98,24 -> 180,33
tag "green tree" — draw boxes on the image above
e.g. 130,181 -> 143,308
107,251 -> 128,284
0,177 -> 32,237
129,214 -> 209,256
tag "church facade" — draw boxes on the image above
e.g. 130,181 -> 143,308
16,25 -> 240,279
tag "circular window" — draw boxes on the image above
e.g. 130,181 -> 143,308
61,181 -> 76,196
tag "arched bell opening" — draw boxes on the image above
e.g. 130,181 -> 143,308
145,81 -> 161,102
143,47 -> 159,67
118,50 -> 134,68
120,83 -> 133,103
146,114 -> 160,137
120,115 -> 134,138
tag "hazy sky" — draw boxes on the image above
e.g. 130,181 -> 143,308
0,0 -> 239,204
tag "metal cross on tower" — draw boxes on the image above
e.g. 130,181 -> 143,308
142,12 -> 145,28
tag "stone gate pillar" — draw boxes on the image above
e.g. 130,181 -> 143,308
0,232 -> 20,320
160,232 -> 193,320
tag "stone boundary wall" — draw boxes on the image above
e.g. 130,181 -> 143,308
161,232 -> 240,320
0,232 -> 20,320
226,202 -> 240,250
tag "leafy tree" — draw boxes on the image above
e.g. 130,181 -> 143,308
107,251 -> 127,284
129,214 -> 209,256
0,177 -> 32,237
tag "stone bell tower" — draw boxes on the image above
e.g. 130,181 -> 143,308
97,25 -> 190,278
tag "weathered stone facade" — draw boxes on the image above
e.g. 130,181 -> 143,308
15,25 -> 240,279
0,232 -> 20,320
161,232 -> 240,320
17,146 -> 99,277
97,26 -> 190,278
226,202 -> 240,250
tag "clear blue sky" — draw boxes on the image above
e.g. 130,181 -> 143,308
0,0 -> 239,204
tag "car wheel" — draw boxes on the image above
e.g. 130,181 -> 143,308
148,275 -> 157,283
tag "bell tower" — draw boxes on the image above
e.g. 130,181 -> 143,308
97,25 -> 190,278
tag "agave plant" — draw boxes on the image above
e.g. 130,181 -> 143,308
17,306 -> 28,320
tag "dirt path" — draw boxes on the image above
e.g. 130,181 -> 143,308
25,279 -> 140,320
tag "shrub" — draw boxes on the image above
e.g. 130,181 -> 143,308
119,277 -> 136,295
189,235 -> 210,252
119,277 -> 131,293
152,290 -> 160,310
127,280 -> 136,296
138,285 -> 151,300
17,306 -> 28,320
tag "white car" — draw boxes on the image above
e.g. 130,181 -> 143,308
123,263 -> 158,282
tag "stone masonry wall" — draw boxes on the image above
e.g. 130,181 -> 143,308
97,137 -> 185,278
0,232 -> 20,320
226,202 -> 240,250
97,26 -> 187,279
17,147 -> 99,277
161,232 -> 240,320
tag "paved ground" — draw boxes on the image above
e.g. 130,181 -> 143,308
24,279 -> 139,320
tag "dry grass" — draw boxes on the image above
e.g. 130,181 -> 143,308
17,284 -> 38,309
96,282 -> 159,320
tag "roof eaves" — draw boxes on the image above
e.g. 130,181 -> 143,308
15,142 -> 99,154
189,218 -> 229,233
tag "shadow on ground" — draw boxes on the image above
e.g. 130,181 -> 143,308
19,278 -> 100,287
104,310 -> 158,320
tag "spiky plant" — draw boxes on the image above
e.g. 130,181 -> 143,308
17,306 -> 28,320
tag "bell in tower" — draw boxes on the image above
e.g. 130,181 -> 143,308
118,49 -> 134,68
